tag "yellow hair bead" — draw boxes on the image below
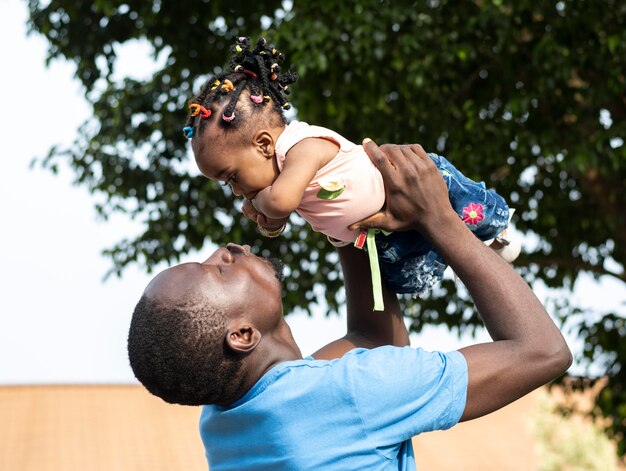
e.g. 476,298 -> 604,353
210,80 -> 221,91
221,79 -> 235,92
235,45 -> 242,53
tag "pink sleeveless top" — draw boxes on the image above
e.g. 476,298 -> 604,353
274,121 -> 385,242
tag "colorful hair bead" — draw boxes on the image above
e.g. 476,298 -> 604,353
188,103 -> 211,118
183,37 -> 299,141
221,79 -> 235,92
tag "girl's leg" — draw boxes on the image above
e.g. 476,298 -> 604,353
428,153 -> 510,242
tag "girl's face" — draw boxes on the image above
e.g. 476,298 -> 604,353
193,132 -> 279,200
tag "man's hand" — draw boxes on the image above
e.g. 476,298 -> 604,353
348,139 -> 457,239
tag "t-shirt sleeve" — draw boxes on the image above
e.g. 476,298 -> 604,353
344,346 -> 468,454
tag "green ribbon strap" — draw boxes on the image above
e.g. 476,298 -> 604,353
366,229 -> 384,311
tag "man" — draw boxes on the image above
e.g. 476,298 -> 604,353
128,141 -> 572,470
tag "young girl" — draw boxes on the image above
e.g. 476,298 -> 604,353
183,37 -> 519,310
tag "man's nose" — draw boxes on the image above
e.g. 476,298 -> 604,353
202,247 -> 232,264
227,243 -> 251,255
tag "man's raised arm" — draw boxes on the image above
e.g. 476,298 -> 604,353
351,140 -> 572,422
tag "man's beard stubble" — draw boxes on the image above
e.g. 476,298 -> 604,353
266,257 -> 285,282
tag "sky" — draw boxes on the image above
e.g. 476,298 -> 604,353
0,0 -> 624,384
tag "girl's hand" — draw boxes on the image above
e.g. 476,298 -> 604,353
242,198 -> 289,229
242,198 -> 262,223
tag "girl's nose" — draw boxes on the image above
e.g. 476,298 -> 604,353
230,183 -> 242,197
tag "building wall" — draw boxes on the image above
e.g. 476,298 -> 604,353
0,384 -> 549,471
0,385 -> 206,471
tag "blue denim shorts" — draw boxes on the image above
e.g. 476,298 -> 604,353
368,153 -> 510,295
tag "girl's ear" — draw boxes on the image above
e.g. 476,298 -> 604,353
253,130 -> 276,159
225,324 -> 262,354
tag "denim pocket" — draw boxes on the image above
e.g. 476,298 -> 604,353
381,250 -> 447,295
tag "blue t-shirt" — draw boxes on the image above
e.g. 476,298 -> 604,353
200,346 -> 468,470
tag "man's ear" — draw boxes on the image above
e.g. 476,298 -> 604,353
225,324 -> 262,354
253,130 -> 275,160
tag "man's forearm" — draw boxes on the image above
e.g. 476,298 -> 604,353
429,214 -> 558,344
430,213 -> 572,420
312,246 -> 409,360
340,245 -> 409,348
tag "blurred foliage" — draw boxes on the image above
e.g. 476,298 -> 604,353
28,0 -> 625,453
532,391 -> 622,470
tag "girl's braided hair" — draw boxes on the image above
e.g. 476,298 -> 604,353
182,37 -> 298,139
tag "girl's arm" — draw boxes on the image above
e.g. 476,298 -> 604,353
253,137 -> 338,219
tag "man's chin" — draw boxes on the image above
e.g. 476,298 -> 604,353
266,257 -> 285,282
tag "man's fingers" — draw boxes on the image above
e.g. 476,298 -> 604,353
362,138 -> 395,175
410,144 -> 428,159
401,144 -> 420,162
348,211 -> 387,231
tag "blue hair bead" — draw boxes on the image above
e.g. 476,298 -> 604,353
183,126 -> 194,139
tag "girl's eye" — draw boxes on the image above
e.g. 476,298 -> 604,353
221,174 -> 237,186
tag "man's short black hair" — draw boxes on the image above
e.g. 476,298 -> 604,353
128,294 -> 247,406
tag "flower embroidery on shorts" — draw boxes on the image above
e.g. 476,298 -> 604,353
462,202 -> 484,225
317,178 -> 346,200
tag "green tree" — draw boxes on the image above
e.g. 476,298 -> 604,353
28,0 -> 626,454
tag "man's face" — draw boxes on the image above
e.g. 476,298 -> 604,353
145,244 -> 284,330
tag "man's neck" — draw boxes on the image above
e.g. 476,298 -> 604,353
218,338 -> 302,406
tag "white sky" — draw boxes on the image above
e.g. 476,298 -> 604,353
0,0 -> 623,384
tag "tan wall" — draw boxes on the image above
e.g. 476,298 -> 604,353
0,384 -> 546,471
413,389 -> 538,470
0,385 -> 206,471
2,384 -> 619,471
